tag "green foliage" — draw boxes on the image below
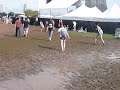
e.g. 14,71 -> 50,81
24,9 -> 38,17
2,12 -> 7,16
8,12 -> 15,17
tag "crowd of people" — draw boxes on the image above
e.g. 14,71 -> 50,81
0,16 -> 13,24
14,17 -> 30,37
8,18 -> 105,51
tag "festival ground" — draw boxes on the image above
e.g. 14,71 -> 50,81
0,24 -> 120,90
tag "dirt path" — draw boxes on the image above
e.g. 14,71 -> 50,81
0,24 -> 120,90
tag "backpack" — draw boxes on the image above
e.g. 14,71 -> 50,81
61,28 -> 67,37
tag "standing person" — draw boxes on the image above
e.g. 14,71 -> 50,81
45,20 -> 49,32
57,24 -> 70,52
40,21 -> 44,32
14,18 -> 22,37
94,24 -> 105,45
52,20 -> 55,30
23,18 -> 29,37
73,21 -> 77,31
58,19 -> 63,28
48,20 -> 54,41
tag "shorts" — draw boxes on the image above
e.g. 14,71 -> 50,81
24,27 -> 28,33
60,36 -> 66,40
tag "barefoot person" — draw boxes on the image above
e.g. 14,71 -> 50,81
94,24 -> 105,45
40,21 -> 44,32
57,24 -> 70,52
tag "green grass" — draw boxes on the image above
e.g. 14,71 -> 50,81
68,31 -> 115,39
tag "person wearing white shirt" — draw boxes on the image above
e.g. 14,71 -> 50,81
95,24 -> 105,45
73,21 -> 77,31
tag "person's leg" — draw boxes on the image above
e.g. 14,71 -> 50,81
75,26 -> 76,31
48,30 -> 51,41
24,28 -> 26,36
100,34 -> 105,45
16,27 -> 20,37
18,28 -> 20,37
50,30 -> 53,38
94,34 -> 99,44
26,28 -> 28,37
49,30 -> 53,41
61,39 -> 64,51
63,39 -> 66,51
15,28 -> 17,37
41,27 -> 42,32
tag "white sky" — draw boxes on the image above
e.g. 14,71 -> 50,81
0,0 -> 47,13
0,0 -> 120,13
106,0 -> 120,8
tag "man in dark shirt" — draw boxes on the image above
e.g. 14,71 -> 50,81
23,18 -> 29,37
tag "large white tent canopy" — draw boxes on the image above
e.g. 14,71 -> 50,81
39,0 -> 78,16
104,3 -> 120,18
40,0 -> 78,9
56,4 -> 105,22
54,4 -> 120,22
39,0 -> 120,22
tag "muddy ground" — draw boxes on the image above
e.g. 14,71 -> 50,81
0,24 -> 120,90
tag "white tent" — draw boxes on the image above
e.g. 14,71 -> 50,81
38,15 -> 54,19
39,0 -> 78,16
40,0 -> 78,9
104,3 -> 120,19
58,4 -> 105,22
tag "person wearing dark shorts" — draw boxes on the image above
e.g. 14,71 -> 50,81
23,18 -> 29,37
58,24 -> 70,52
48,20 -> 54,41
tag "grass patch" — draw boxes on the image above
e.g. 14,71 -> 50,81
68,31 -> 115,39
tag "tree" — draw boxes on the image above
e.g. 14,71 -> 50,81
24,9 -> 38,17
8,12 -> 15,17
2,12 -> 7,16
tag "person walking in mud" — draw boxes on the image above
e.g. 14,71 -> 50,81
94,24 -> 105,45
14,18 -> 22,37
45,20 -> 49,32
48,20 -> 54,41
40,20 -> 44,32
57,24 -> 70,52
23,18 -> 29,37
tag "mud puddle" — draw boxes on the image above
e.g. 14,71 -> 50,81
0,67 -> 68,90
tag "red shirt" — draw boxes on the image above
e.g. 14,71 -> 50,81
15,20 -> 22,27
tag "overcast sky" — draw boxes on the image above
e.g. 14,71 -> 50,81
107,0 -> 120,8
0,0 -> 120,13
0,0 -> 47,13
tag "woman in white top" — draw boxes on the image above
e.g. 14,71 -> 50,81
58,24 -> 70,52
94,24 -> 105,45
40,21 -> 44,32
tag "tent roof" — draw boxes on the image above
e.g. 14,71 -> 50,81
40,0 -> 78,9
61,5 -> 104,19
104,3 -> 120,18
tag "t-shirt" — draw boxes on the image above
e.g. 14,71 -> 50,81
15,20 -> 22,27
40,22 -> 44,28
49,23 -> 53,28
23,20 -> 29,28
97,26 -> 103,35
58,27 -> 68,37
73,21 -> 77,26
